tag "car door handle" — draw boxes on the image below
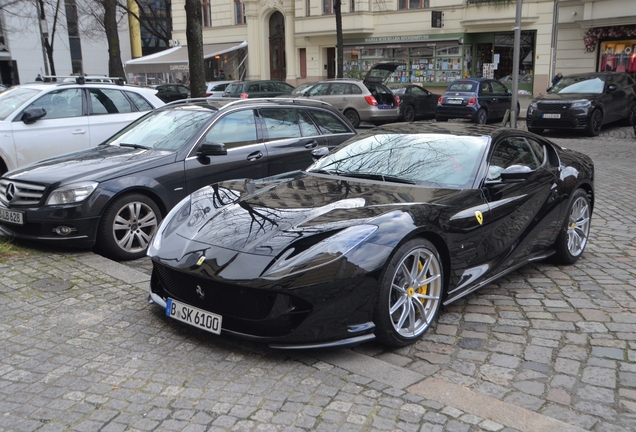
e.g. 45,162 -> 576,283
247,151 -> 263,162
72,129 -> 87,135
303,140 -> 319,149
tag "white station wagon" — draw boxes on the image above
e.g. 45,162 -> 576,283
0,78 -> 164,175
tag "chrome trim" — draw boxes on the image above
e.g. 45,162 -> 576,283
149,292 -> 167,308
0,179 -> 46,205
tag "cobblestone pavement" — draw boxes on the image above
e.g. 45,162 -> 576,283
1,121 -> 635,431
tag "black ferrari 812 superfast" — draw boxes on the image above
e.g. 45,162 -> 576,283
147,122 -> 594,349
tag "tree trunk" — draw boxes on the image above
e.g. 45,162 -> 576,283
184,0 -> 205,97
335,0 -> 343,78
38,0 -> 56,75
104,0 -> 125,78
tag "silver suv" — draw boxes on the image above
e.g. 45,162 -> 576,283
302,62 -> 401,128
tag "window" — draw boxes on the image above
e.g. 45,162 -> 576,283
308,83 -> 330,96
350,0 -> 355,12
201,0 -> 211,27
306,0 -> 311,16
491,81 -> 508,95
234,0 -> 246,25
309,110 -> 350,134
30,89 -> 83,119
125,92 -> 154,111
205,110 -> 257,148
298,110 -> 320,136
328,83 -> 349,95
398,0 -> 429,10
89,89 -> 133,114
261,108 -> 302,140
488,137 -> 542,181
323,0 -> 333,14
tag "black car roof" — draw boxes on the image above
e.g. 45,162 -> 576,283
160,97 -> 339,112
370,121 -> 516,140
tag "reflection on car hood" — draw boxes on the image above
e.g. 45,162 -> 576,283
164,172 -> 459,257
4,145 -> 175,185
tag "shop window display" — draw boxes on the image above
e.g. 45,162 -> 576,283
343,43 -> 464,84
599,40 -> 636,75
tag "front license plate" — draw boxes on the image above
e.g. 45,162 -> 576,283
0,207 -> 24,225
166,298 -> 222,335
447,99 -> 463,105
542,113 -> 561,119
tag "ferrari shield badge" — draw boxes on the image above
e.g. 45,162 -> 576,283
474,210 -> 483,225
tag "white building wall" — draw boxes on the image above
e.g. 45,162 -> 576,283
2,5 -> 131,83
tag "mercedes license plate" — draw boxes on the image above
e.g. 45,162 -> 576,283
0,207 -> 24,225
447,99 -> 463,105
542,113 -> 561,119
166,298 -> 222,335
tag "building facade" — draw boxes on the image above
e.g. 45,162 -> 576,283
170,0 -> 557,96
0,1 -> 132,85
555,0 -> 636,80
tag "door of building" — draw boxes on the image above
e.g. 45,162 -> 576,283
269,12 -> 286,81
475,43 -> 493,78
299,48 -> 307,78
327,47 -> 336,78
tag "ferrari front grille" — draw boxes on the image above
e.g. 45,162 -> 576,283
154,262 -> 277,320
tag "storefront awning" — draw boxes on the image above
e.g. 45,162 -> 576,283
125,41 -> 247,74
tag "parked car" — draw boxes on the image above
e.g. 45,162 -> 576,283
526,72 -> 636,136
206,81 -> 233,98
0,98 -> 356,260
147,122 -> 594,349
392,84 -> 441,122
222,80 -> 295,99
290,82 -> 317,96
436,78 -> 518,124
0,78 -> 164,175
302,62 -> 402,128
155,84 -> 191,103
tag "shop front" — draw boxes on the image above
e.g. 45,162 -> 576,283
584,26 -> 636,77
342,31 -> 536,94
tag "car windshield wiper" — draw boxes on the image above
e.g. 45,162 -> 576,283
337,172 -> 416,185
307,169 -> 340,176
118,143 -> 151,150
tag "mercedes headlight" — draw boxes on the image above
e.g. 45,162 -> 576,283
262,225 -> 378,279
45,182 -> 98,205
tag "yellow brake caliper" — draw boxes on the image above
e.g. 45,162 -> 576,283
415,259 -> 427,311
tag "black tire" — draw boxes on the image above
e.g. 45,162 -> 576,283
624,102 -> 636,126
374,238 -> 444,347
404,104 -> 416,122
552,189 -> 591,265
527,127 -> 544,135
0,159 -> 7,176
97,193 -> 162,261
474,108 -> 488,124
586,109 -> 603,137
436,117 -> 448,122
344,109 -> 361,128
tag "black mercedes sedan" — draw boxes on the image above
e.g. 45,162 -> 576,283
526,72 -> 636,136
0,99 -> 356,260
147,122 -> 594,349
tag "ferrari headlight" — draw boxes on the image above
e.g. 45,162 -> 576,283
262,225 -> 378,279
571,100 -> 591,109
148,195 -> 191,255
45,182 -> 98,205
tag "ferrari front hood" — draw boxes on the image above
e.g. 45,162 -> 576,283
165,172 -> 457,257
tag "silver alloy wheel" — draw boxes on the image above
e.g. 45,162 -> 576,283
112,201 -> 159,254
388,247 -> 442,338
567,195 -> 591,256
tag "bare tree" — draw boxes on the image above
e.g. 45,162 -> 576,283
335,0 -> 343,78
76,0 -> 125,77
183,0 -> 205,97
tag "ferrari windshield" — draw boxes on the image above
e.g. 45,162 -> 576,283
308,133 -> 489,188
106,108 -> 214,151
550,76 -> 605,94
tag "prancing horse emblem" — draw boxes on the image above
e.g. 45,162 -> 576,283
196,285 -> 205,299
474,210 -> 483,225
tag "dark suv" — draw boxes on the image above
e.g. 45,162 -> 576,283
526,72 -> 636,136
222,80 -> 295,99
0,98 -> 356,261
